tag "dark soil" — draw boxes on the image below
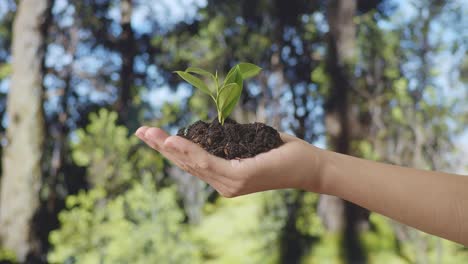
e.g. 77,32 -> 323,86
177,118 -> 284,159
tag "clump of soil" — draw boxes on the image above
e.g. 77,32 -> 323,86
177,118 -> 284,159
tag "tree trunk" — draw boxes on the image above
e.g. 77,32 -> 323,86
116,0 -> 135,124
319,0 -> 369,263
0,0 -> 52,261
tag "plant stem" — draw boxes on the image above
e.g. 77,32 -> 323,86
218,113 -> 223,125
215,77 -> 224,125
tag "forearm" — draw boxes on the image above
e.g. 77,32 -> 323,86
314,148 -> 468,246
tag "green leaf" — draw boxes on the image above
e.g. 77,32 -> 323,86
224,66 -> 243,88
218,83 -> 240,111
174,71 -> 212,96
237,62 -> 262,79
224,66 -> 236,85
185,67 -> 215,79
186,67 -> 218,93
222,97 -> 238,122
219,83 -> 242,121
221,67 -> 244,123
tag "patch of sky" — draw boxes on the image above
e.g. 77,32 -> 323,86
134,55 -> 148,74
132,0 -> 207,110
107,2 -> 122,36
292,36 -> 304,55
146,83 -> 192,109
312,12 -> 328,33
0,79 -> 9,93
247,83 -> 261,97
132,0 -> 207,34
52,0 -> 75,28
235,16 -> 245,25
0,0 -> 15,20
281,46 -> 291,61
44,73 -> 65,91
74,79 -> 116,103
45,43 -> 73,70
74,47 -> 121,76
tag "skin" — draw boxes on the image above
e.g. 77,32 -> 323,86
135,126 -> 468,246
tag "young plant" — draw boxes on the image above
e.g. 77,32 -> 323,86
174,63 -> 262,125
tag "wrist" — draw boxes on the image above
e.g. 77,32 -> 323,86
301,144 -> 329,194
315,149 -> 345,196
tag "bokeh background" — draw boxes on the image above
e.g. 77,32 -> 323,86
0,0 -> 467,263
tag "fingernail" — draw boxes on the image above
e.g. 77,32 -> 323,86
143,129 -> 153,140
135,127 -> 145,138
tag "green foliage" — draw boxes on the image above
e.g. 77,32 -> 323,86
295,193 -> 324,238
361,214 -> 408,264
194,192 -> 283,264
354,141 -> 380,161
34,1 -> 468,263
361,213 -> 468,264
0,247 -> 17,263
157,102 -> 183,126
175,63 -> 261,124
310,63 -> 330,96
0,63 -> 11,79
49,109 -> 201,263
303,233 -> 341,264
71,109 -> 163,190
48,177 -> 201,264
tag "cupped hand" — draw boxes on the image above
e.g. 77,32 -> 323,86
135,126 -> 323,197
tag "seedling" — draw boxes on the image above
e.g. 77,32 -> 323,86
174,63 -> 262,125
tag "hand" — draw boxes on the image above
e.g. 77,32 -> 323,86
135,126 -> 323,197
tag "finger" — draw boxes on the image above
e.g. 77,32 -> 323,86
137,127 -> 181,167
279,132 -> 298,143
135,126 -> 157,149
143,127 -> 170,151
138,128 -> 237,189
140,131 -> 210,179
137,127 -> 219,174
135,126 -> 149,139
161,141 -> 235,192
163,135 -> 231,175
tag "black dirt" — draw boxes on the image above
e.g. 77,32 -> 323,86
177,118 -> 284,159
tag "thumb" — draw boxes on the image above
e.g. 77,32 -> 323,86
279,132 -> 299,143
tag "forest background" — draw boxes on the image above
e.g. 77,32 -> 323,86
0,0 -> 467,263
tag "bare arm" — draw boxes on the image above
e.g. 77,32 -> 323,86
135,126 -> 468,246
318,149 -> 468,246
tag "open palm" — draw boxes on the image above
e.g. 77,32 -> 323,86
135,126 -> 322,197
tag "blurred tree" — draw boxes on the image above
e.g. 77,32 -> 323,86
0,0 -> 54,262
115,0 -> 136,124
153,1 -> 324,262
32,0 -> 156,259
0,2 -> 15,213
0,0 -> 466,263
319,1 -> 370,263
368,1 -> 468,261
68,0 -> 156,130
48,109 -> 201,264
349,0 -> 468,262
0,0 -> 14,126
155,1 -> 392,263
49,183 -> 202,264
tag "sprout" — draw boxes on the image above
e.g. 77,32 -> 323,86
174,63 -> 262,125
